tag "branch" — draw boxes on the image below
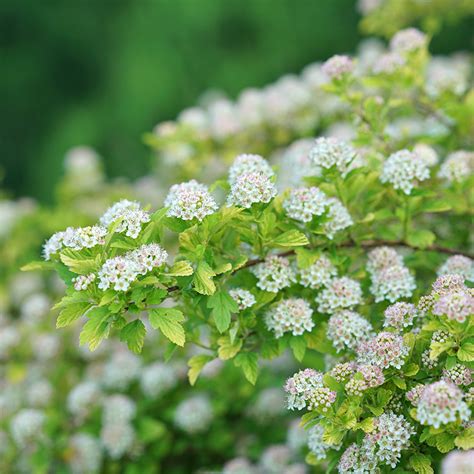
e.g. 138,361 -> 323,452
167,239 -> 472,294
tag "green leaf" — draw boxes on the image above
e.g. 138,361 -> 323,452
404,363 -> 419,377
457,342 -> 474,362
322,425 -> 346,446
193,261 -> 216,295
207,291 -> 238,333
455,427 -> 474,450
217,335 -> 242,360
54,294 -> 93,328
289,337 -> 307,362
167,260 -> 194,276
21,261 -> 55,272
433,432 -> 455,453
234,352 -> 259,385
60,251 -> 99,275
270,230 -> 309,248
392,376 -> 407,389
409,453 -> 433,474
137,417 -> 166,443
419,200 -> 451,214
149,308 -> 185,346
79,307 -> 111,351
187,354 -> 213,385
357,417 -> 375,433
119,320 -> 146,354
406,229 -> 436,249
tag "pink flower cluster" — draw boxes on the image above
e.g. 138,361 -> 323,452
357,331 -> 408,370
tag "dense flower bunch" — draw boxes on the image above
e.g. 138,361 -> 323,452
265,298 -> 314,338
20,21 -> 474,474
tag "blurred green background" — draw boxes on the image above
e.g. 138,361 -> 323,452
1,0 -> 472,203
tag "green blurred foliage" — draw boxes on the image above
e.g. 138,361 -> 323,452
0,0 -> 472,202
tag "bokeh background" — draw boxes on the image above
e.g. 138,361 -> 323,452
1,0 -> 473,202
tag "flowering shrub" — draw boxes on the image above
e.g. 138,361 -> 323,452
16,20 -> 474,474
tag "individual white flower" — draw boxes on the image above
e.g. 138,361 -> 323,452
299,255 -> 337,289
252,255 -> 296,292
68,433 -> 103,474
100,422 -> 135,459
228,154 -> 274,185
309,137 -> 359,177
380,149 -> 430,194
438,150 -> 474,183
100,199 -> 150,238
283,187 -> 328,222
390,28 -> 427,53
317,277 -> 363,314
174,395 -> 213,434
322,55 -> 355,80
165,180 -> 218,221
140,362 -> 177,398
324,197 -> 353,239
10,409 -> 45,447
438,255 -> 474,281
265,298 -> 314,338
229,288 -> 256,310
327,310 -> 373,352
227,171 -> 277,208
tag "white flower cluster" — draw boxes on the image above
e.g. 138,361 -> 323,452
383,302 -> 417,330
43,225 -> 107,260
283,186 -> 327,222
68,433 -> 103,474
73,273 -> 96,291
327,310 -> 374,352
357,331 -> 409,370
363,412 -> 415,469
252,255 -> 296,292
100,395 -> 136,459
413,143 -> 439,167
380,149 -> 430,194
98,243 -> 168,292
438,150 -> 474,183
250,388 -> 285,421
338,412 -> 414,472
229,288 -> 256,310
308,423 -> 340,460
173,395 -> 213,434
67,381 -> 102,418
317,277 -> 363,314
426,56 -> 470,98
441,450 -> 474,474
366,246 -> 416,302
265,298 -> 314,338
102,351 -> 141,390
140,362 -> 177,399
100,199 -> 150,238
416,380 -> 471,428
10,409 -> 45,447
390,28 -> 427,53
322,55 -> 355,80
164,180 -> 218,221
228,154 -> 274,184
438,255 -> 473,281
372,52 -> 405,74
227,171 -> 277,208
324,198 -> 353,239
284,368 -> 323,410
442,364 -> 472,387
299,255 -> 337,289
309,137 -> 359,177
